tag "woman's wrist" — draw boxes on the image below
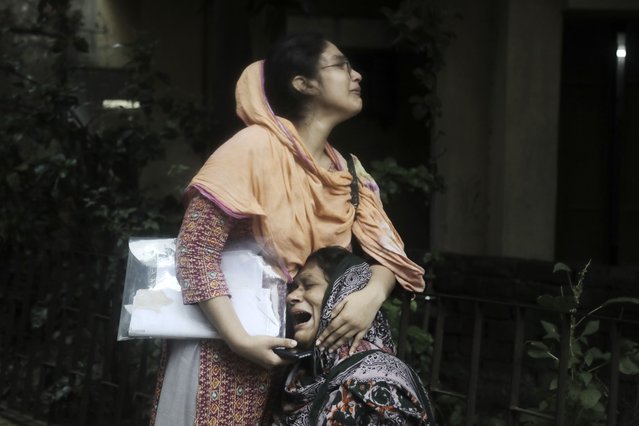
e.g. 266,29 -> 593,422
368,264 -> 396,301
225,330 -> 252,354
360,283 -> 387,308
199,297 -> 252,354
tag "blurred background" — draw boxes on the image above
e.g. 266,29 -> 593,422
1,0 -> 638,425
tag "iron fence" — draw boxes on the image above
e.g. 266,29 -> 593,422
394,291 -> 639,425
1,250 -> 638,425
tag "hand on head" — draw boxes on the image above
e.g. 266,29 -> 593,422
315,287 -> 379,354
287,246 -> 389,356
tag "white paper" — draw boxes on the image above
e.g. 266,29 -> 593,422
119,238 -> 284,340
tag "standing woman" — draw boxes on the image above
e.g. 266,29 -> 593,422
151,33 -> 425,425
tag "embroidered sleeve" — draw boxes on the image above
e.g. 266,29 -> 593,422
175,195 -> 235,304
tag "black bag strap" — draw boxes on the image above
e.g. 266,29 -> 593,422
346,155 -> 359,210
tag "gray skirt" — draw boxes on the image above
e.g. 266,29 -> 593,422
154,340 -> 200,426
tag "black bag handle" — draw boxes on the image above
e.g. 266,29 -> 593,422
346,155 -> 359,210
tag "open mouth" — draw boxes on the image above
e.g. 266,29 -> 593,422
291,310 -> 312,327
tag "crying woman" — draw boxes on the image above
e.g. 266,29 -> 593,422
274,246 -> 436,425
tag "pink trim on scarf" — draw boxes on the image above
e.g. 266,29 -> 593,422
191,184 -> 293,282
190,185 -> 251,219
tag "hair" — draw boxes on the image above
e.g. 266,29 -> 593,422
304,246 -> 353,283
263,32 -> 327,123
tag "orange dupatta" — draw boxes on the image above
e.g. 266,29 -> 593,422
188,61 -> 425,292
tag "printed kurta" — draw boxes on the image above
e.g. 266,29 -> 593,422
151,195 -> 280,425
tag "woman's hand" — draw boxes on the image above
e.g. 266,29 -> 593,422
229,334 -> 298,369
199,296 -> 297,369
316,265 -> 395,354
316,287 -> 382,354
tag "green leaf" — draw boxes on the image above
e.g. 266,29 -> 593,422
6,172 -> 20,190
620,338 -> 639,352
553,262 -> 572,274
406,325 -> 432,355
619,356 -> 639,375
537,294 -> 577,312
537,294 -> 558,310
580,320 -> 599,338
579,371 -> 593,386
584,347 -> 609,366
572,339 -> 584,357
539,400 -> 549,411
527,341 -> 556,360
579,385 -> 602,409
541,320 -> 559,341
568,382 -> 581,400
596,297 -> 639,310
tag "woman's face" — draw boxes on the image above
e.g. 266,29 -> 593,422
286,262 -> 330,348
309,42 -> 363,121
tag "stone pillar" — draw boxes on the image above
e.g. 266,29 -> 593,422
431,0 -> 562,261
430,0 -> 501,256
493,0 -> 562,260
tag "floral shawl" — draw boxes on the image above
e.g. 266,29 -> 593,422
276,253 -> 435,425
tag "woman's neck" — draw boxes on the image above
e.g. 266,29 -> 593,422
294,117 -> 334,164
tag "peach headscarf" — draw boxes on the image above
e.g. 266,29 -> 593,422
188,61 -> 425,292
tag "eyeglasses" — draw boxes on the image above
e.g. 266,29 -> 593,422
320,59 -> 352,74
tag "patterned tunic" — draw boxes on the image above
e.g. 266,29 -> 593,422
151,195 -> 281,425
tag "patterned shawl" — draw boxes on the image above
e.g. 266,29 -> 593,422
187,60 -> 425,291
276,252 -> 435,425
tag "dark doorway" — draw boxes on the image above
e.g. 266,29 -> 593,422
556,13 -> 639,265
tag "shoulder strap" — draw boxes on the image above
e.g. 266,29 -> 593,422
346,155 -> 360,210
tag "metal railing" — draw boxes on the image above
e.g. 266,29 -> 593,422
395,291 -> 639,425
2,250 -> 638,425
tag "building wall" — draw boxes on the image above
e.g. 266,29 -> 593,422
430,0 -> 503,256
79,0 -> 638,259
431,0 -> 567,262
431,0 -> 639,262
497,0 -> 563,260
